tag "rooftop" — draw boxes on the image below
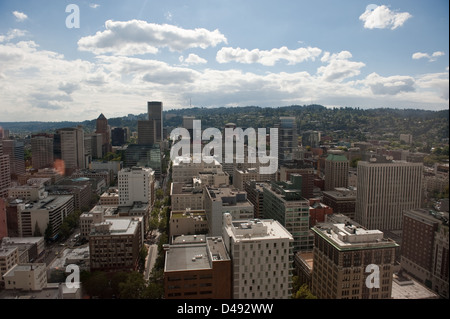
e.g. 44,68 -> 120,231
207,187 -> 251,206
171,182 -> 203,195
90,217 -> 142,236
224,214 -> 293,242
21,195 -> 73,211
391,273 -> 440,299
313,222 -> 399,250
164,237 -> 229,272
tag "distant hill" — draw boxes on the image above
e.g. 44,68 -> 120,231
1,105 -> 448,147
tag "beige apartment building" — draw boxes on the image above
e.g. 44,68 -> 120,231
170,209 -> 208,238
0,247 -> 19,289
170,179 -> 205,211
99,188 -> 120,206
222,213 -> 294,299
3,263 -> 47,291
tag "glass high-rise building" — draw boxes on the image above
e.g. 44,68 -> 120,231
277,117 -> 298,167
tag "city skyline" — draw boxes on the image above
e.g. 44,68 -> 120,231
0,0 -> 448,122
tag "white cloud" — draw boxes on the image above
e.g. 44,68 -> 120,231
89,4 -> 100,9
78,20 -> 227,56
0,29 -> 27,42
364,72 -> 416,95
216,46 -> 322,66
317,51 -> 365,82
412,51 -> 445,62
181,53 -> 207,65
416,72 -> 449,101
12,11 -> 28,22
0,39 -> 448,122
359,5 -> 412,30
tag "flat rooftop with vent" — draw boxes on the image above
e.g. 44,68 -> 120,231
164,236 -> 230,272
313,221 -> 399,250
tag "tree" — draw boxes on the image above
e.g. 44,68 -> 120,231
34,221 -> 42,237
142,282 -> 164,299
155,189 -> 164,200
119,272 -> 146,299
138,246 -> 148,272
59,221 -> 71,240
81,271 -> 111,298
293,284 -> 317,299
44,222 -> 53,241
350,156 -> 362,168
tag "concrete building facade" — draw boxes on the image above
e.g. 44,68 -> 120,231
311,221 -> 398,299
222,213 -> 294,299
355,160 -> 423,231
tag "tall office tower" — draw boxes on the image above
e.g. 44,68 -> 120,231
148,101 -> 163,143
277,117 -> 298,167
262,174 -> 313,252
137,120 -> 155,145
324,151 -> 349,191
53,132 -> 61,161
2,139 -> 25,177
95,113 -> 112,155
401,208 -> 449,298
31,134 -> 54,170
0,198 -> 7,239
355,160 -> 423,231
111,127 -> 126,146
222,213 -> 294,299
57,126 -> 86,173
182,116 -> 195,144
311,221 -> 398,299
118,167 -> 155,206
301,130 -> 321,148
0,141 -> 11,198
86,133 -> 103,159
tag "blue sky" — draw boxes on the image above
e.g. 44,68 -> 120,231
0,0 -> 448,121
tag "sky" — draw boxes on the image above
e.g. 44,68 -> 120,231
0,0 -> 448,122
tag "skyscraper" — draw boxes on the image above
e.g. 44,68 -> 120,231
0,141 -> 11,198
137,101 -> 163,146
2,139 -> 25,178
355,159 -> 423,231
95,113 -> 112,156
31,133 -> 54,170
111,127 -> 126,146
276,117 -> 298,167
57,126 -> 86,174
148,101 -> 163,143
324,151 -> 349,191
